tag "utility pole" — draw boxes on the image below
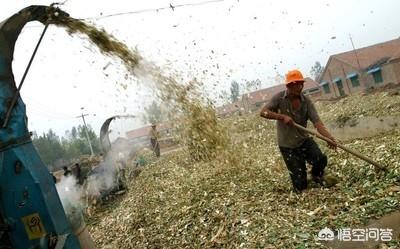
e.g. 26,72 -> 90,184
349,34 -> 367,88
76,109 -> 94,156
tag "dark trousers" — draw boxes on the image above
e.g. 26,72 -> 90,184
279,138 -> 327,191
151,138 -> 160,157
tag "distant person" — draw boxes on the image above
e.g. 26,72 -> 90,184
116,159 -> 127,190
260,69 -> 337,192
74,163 -> 82,184
63,166 -> 72,177
149,123 -> 160,157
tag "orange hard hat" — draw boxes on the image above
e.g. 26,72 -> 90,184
285,69 -> 305,85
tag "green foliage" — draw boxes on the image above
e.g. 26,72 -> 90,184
218,90 -> 230,104
32,129 -> 65,170
230,80 -> 240,102
32,125 -> 101,169
142,100 -> 164,125
310,61 -> 325,81
245,79 -> 261,92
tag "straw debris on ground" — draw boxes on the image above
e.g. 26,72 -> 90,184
87,92 -> 400,248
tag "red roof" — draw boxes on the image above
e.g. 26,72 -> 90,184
332,38 -> 400,69
243,77 -> 319,105
216,100 -> 241,116
215,77 -> 319,116
126,122 -> 174,139
126,126 -> 150,139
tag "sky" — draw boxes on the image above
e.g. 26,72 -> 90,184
1,0 -> 399,141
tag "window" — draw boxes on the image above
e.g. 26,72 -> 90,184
322,84 -> 330,94
372,70 -> 383,84
308,88 -> 320,93
367,67 -> 383,84
349,75 -> 360,87
334,78 -> 345,96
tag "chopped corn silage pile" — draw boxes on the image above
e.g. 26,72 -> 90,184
316,92 -> 400,125
87,92 -> 400,249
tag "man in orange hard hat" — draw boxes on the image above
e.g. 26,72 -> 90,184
260,69 -> 337,192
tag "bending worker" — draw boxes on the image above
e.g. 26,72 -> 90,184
149,123 -> 161,157
260,69 -> 337,192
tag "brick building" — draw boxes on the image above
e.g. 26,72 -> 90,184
319,38 -> 400,98
125,122 -> 175,148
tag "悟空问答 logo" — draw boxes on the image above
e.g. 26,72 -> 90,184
317,227 -> 335,241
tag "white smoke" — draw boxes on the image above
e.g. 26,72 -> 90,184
56,175 -> 84,209
55,135 -> 142,226
85,148 -> 132,201
56,175 -> 85,229
85,159 -> 118,199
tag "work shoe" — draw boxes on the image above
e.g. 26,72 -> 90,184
324,175 -> 339,187
312,175 -> 339,188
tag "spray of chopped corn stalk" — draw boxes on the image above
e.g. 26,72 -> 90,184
54,17 -> 228,161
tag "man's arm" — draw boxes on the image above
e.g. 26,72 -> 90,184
306,97 -> 337,149
313,121 -> 337,149
260,106 -> 294,125
260,93 -> 294,125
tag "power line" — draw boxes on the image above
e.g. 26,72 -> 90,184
17,0 -> 226,31
86,0 -> 225,20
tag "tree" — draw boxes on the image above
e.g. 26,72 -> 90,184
32,125 -> 102,170
142,100 -> 163,124
230,81 -> 240,102
63,125 -> 101,159
219,90 -> 230,104
310,61 -> 325,81
83,124 -> 101,153
274,73 -> 285,85
245,79 -> 261,92
32,129 -> 65,168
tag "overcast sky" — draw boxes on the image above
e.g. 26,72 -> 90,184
1,0 -> 399,140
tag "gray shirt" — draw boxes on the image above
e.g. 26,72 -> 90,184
266,91 -> 320,148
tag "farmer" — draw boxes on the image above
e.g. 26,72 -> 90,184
260,69 -> 337,192
73,163 -> 82,185
149,123 -> 161,157
63,166 -> 72,177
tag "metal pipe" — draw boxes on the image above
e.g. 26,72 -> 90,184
2,23 -> 49,128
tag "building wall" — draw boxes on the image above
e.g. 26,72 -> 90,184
304,89 -> 322,99
385,60 -> 400,84
320,58 -> 361,98
376,63 -> 397,85
320,57 -> 400,99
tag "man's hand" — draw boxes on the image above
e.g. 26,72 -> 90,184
260,107 -> 293,126
281,115 -> 294,126
326,137 -> 337,150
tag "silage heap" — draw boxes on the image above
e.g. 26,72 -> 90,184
55,17 -> 228,161
53,17 -> 400,248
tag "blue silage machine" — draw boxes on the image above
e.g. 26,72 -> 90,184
0,5 -> 85,249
